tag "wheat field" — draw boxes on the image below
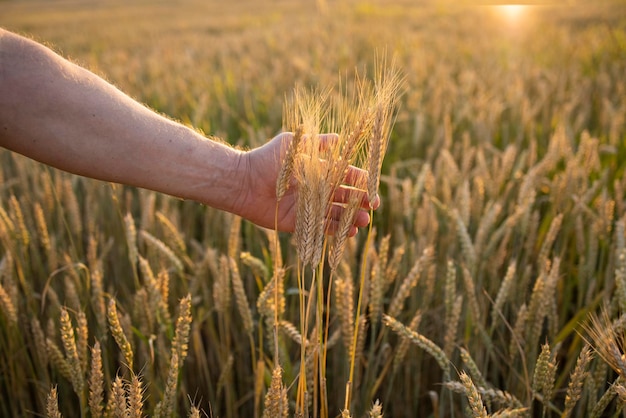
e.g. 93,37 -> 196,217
1,0 -> 626,417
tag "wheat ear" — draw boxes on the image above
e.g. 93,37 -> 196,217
387,246 -> 434,318
107,299 -> 133,370
140,230 -> 184,272
583,309 -> 626,377
138,256 -> 172,329
334,264 -> 355,355
46,386 -> 63,418
60,307 -> 85,395
532,343 -> 557,404
46,338 -> 72,382
89,341 -> 104,418
562,345 -> 593,418
31,317 -> 49,367
110,375 -> 128,418
262,366 -> 289,418
383,314 -> 450,380
127,374 -> 144,418
368,399 -> 384,418
460,371 -> 488,418
154,352 -> 180,418
229,256 -> 254,335
276,125 -> 303,202
172,294 -> 192,370
9,194 -> 29,248
0,282 -> 17,326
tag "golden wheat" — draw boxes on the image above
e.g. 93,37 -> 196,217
89,341 -> 104,418
107,299 -> 134,371
46,386 -> 62,418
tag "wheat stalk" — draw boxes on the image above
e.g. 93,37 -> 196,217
155,211 -> 187,255
387,246 -> 434,318
34,202 -> 56,270
59,307 -> 85,395
460,347 -> 488,393
31,317 -> 49,367
138,256 -> 172,328
262,366 -> 289,418
584,309 -> 626,378
328,182 -> 365,272
213,254 -> 232,314
140,229 -> 184,272
229,256 -> 254,335
46,386 -> 62,418
334,264 -> 355,355
383,314 -> 450,380
392,308 -> 422,373
127,374 -> 144,418
240,251 -> 269,281
490,262 -> 516,329
46,338 -> 72,382
154,352 -> 180,418
76,310 -> 88,374
89,257 -> 107,332
279,319 -> 305,345
460,371 -> 488,418
172,294 -> 192,370
110,375 -> 128,418
368,399 -> 384,418
276,125 -> 303,202
62,179 -> 82,237
562,345 -> 593,418
9,194 -> 29,249
89,341 -> 104,418
0,282 -> 17,326
107,299 -> 134,371
461,265 -> 481,325
124,212 -> 138,274
368,257 -> 384,326
532,343 -> 557,405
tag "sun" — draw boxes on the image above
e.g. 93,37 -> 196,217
496,4 -> 528,22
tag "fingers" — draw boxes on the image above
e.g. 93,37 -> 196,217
317,133 -> 340,152
332,184 -> 380,210
335,166 -> 380,209
275,131 -> 380,235
325,203 -> 371,237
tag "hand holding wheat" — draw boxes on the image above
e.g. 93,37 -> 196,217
235,131 -> 377,234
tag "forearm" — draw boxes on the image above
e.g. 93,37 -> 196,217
0,29 -> 245,213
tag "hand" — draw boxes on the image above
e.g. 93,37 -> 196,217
234,132 -> 379,235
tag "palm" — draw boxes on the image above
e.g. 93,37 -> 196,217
236,132 -> 298,232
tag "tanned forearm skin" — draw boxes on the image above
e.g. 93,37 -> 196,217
0,28 -> 246,216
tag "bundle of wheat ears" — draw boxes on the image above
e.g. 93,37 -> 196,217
268,59 -> 405,418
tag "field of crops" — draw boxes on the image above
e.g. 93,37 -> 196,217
1,0 -> 626,416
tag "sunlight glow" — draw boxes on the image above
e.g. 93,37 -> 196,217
496,5 -> 528,22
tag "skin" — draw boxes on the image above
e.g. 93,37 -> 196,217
0,28 -> 376,235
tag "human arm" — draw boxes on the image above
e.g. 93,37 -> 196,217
0,28 -> 374,233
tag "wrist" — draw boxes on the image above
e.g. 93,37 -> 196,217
229,148 -> 253,218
